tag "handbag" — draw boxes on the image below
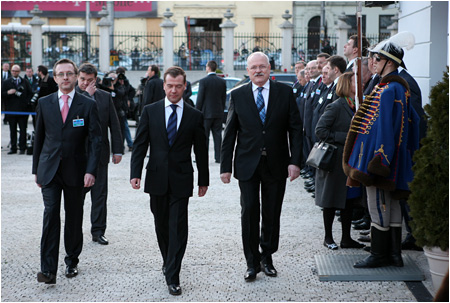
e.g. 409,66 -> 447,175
306,138 -> 337,172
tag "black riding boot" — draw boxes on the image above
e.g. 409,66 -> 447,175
354,226 -> 389,268
389,226 -> 404,267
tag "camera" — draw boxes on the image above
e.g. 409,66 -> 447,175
102,77 -> 113,87
15,85 -> 24,97
30,92 -> 39,104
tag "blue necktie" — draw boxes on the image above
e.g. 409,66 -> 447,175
256,87 -> 266,124
167,104 -> 178,146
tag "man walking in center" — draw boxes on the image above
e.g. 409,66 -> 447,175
33,58 -> 102,284
196,60 -> 227,163
76,63 -> 123,245
130,66 -> 209,296
220,52 -> 303,282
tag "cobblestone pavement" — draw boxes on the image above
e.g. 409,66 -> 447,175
1,120 -> 434,302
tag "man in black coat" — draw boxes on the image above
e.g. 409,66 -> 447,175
220,52 -> 302,282
33,59 -> 102,284
130,66 -> 209,296
76,63 -> 123,246
142,64 -> 165,108
1,65 -> 32,154
196,60 -> 227,163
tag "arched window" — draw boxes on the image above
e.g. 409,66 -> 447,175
308,16 -> 320,58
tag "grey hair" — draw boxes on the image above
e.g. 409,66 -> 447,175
247,52 -> 270,66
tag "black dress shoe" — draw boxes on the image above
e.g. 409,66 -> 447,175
311,192 -> 315,198
7,150 -> 17,154
353,221 -> 370,230
360,230 -> 370,236
19,150 -> 26,154
340,240 -> 365,248
168,284 -> 182,296
261,262 -> 277,277
357,235 -> 371,242
162,266 -> 166,275
37,271 -> 56,284
244,267 -> 261,282
305,185 -> 315,193
92,235 -> 109,245
401,240 -> 423,251
304,180 -> 315,187
65,266 -> 78,278
352,218 -> 365,225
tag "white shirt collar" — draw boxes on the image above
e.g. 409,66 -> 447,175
252,80 -> 270,92
164,97 -> 184,109
58,89 -> 75,100
207,72 -> 216,75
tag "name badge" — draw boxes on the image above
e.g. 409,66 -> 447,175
293,88 -> 297,94
310,92 -> 315,97
316,89 -> 321,95
73,118 -> 84,127
300,92 -> 304,98
327,93 -> 333,99
111,92 -> 116,97
318,97 -> 324,104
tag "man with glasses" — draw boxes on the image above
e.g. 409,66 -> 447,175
220,52 -> 302,282
1,64 -> 32,154
33,58 -> 102,284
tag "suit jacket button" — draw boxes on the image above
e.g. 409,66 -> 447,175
262,131 -> 266,134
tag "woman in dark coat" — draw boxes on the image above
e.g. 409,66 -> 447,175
315,72 -> 365,250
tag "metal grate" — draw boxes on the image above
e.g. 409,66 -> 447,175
315,254 -> 425,281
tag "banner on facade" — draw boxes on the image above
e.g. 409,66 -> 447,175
1,1 -> 157,18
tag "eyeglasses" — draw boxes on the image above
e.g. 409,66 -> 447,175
55,72 -> 76,78
374,56 -> 383,62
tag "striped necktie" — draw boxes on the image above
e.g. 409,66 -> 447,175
256,87 -> 266,124
167,104 -> 178,146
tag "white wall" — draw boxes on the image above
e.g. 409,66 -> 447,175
398,1 -> 449,106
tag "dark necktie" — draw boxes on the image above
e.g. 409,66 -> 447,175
167,104 -> 178,146
256,87 -> 266,124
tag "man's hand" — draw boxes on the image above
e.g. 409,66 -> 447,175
288,164 -> 300,182
84,173 -> 96,187
220,172 -> 232,184
86,79 -> 97,96
7,88 -> 16,95
130,178 -> 141,189
112,154 -> 122,164
34,175 -> 41,188
198,186 -> 208,197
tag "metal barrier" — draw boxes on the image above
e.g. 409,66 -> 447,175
292,34 -> 338,63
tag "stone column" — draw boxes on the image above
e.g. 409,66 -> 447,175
96,6 -> 112,73
279,10 -> 294,72
160,8 -> 177,71
219,9 -> 237,76
336,12 -> 351,57
28,5 -> 45,71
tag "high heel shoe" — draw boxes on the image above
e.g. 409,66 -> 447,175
323,240 -> 338,250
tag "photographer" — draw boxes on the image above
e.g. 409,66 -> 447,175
1,65 -> 32,154
99,72 -> 132,152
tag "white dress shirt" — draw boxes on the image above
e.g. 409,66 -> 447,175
251,80 -> 270,110
57,89 -> 75,110
164,98 -> 184,130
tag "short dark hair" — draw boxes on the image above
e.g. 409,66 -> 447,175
317,53 -> 331,59
150,65 -> 160,75
163,66 -> 186,83
78,63 -> 98,77
206,60 -> 218,72
336,71 -> 354,98
37,65 -> 48,75
327,55 -> 347,74
116,66 -> 126,74
349,35 -> 370,56
53,58 -> 78,75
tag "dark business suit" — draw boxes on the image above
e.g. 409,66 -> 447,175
196,73 -> 227,162
77,87 -> 123,238
221,80 -> 302,269
130,99 -> 209,285
32,91 -> 102,275
143,75 -> 165,107
1,76 -> 32,152
311,82 -> 338,143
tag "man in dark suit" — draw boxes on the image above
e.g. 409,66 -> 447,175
2,63 -> 11,82
130,66 -> 209,296
220,52 -> 302,282
1,65 -> 32,154
76,63 -> 123,246
33,58 -> 102,284
142,64 -> 165,108
343,35 -> 369,72
25,67 -> 40,128
196,60 -> 227,163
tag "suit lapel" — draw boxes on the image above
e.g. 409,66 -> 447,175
174,102 -> 193,146
266,80 -> 279,123
244,83 -> 261,124
64,92 -> 83,127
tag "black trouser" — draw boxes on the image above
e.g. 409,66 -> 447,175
238,156 -> 286,269
83,162 -> 108,237
150,193 -> 189,285
8,114 -> 28,151
40,166 -> 84,274
204,118 -> 222,162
